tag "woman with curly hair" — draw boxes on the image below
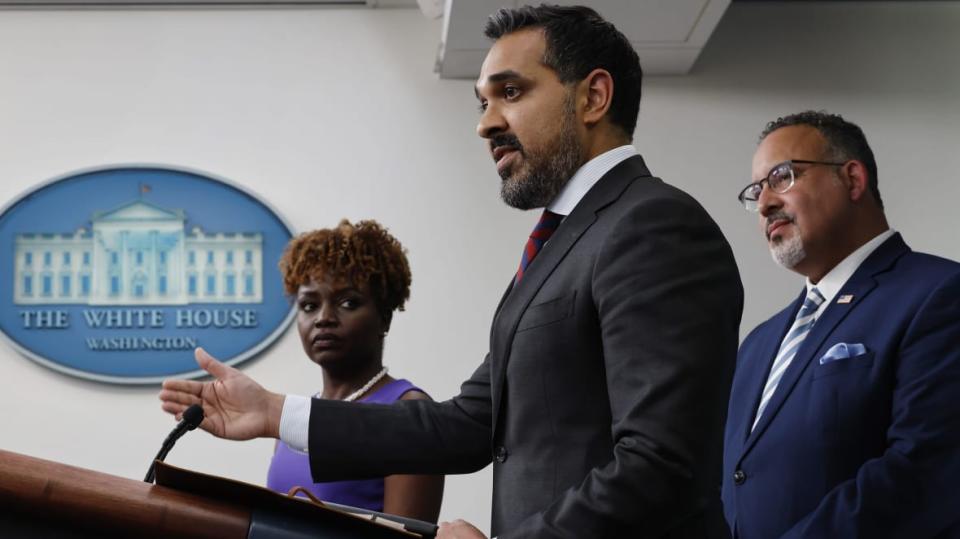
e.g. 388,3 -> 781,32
266,219 -> 443,522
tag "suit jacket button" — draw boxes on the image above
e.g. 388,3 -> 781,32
733,469 -> 746,485
494,446 -> 509,463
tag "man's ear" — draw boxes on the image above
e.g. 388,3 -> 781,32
841,160 -> 870,202
579,68 -> 614,127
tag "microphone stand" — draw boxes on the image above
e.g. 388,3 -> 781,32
144,405 -> 204,483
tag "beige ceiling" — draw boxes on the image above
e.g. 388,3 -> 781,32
436,0 -> 732,78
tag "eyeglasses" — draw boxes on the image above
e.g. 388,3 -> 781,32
737,159 -> 846,212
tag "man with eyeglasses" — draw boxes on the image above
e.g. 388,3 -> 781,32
721,110 -> 960,538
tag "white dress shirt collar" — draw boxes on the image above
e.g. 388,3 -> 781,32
806,228 -> 896,307
547,145 -> 638,215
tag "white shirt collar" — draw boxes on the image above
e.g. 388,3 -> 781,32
546,145 -> 638,215
806,228 -> 896,308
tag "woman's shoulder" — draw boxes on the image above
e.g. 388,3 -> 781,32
398,386 -> 432,402
392,378 -> 432,402
366,378 -> 432,403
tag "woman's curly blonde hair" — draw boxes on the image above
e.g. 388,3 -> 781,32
279,219 -> 411,320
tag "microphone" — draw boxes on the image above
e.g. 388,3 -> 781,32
144,404 -> 204,483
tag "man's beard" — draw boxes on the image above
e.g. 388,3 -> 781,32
496,96 -> 584,210
770,229 -> 806,269
765,211 -> 806,269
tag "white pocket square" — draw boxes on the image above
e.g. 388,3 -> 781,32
819,342 -> 868,365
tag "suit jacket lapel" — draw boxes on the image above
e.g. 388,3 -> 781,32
734,297 -> 803,447
489,155 -> 652,435
740,233 -> 910,458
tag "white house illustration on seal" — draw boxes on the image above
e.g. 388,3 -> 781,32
13,199 -> 263,305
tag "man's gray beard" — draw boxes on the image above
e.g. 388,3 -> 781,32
770,233 -> 806,269
500,101 -> 583,210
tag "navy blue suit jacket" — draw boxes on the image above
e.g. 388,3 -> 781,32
722,233 -> 960,538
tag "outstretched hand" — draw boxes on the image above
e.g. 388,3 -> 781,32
159,347 -> 285,440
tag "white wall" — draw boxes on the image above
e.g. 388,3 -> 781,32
639,2 -> 960,332
0,2 -> 957,534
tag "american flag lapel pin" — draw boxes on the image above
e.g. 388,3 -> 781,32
837,294 -> 854,304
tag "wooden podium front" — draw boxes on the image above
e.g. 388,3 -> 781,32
0,449 -> 430,538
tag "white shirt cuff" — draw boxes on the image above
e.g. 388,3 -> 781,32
279,394 -> 311,452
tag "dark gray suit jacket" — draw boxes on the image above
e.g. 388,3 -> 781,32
307,155 -> 743,538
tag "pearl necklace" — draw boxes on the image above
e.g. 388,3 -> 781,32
291,366 -> 389,456
341,366 -> 389,402
311,366 -> 389,402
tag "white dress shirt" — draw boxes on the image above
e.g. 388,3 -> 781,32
547,144 -> 638,215
804,228 -> 896,319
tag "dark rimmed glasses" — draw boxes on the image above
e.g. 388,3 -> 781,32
738,159 -> 846,212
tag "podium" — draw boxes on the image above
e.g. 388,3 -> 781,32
0,449 -> 435,538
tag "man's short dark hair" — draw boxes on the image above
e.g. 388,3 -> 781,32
484,4 -> 643,139
761,110 -> 883,209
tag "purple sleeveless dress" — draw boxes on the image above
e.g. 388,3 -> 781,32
266,378 -> 421,511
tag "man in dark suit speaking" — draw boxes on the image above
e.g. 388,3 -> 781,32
161,5 -> 743,538
723,111 -> 960,538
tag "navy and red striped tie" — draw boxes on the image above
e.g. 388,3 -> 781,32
516,210 -> 564,282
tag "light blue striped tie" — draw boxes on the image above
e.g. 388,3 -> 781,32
752,287 -> 825,431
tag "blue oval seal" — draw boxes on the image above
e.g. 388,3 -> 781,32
0,165 -> 295,384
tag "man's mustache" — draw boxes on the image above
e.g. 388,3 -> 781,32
765,211 -> 795,240
490,134 -> 523,154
